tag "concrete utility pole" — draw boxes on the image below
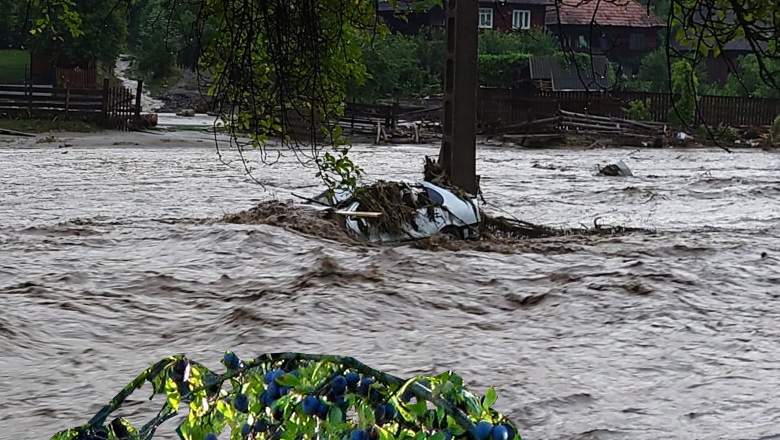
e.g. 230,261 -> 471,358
439,0 -> 479,195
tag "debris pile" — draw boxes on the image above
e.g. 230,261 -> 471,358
493,110 -> 666,148
339,103 -> 442,144
351,181 -> 435,236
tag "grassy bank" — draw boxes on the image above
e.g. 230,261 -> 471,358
0,118 -> 101,133
0,49 -> 30,83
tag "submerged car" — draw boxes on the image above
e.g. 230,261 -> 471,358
312,181 -> 481,243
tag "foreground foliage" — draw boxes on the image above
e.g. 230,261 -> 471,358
50,353 -> 522,440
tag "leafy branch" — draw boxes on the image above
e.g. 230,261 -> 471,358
50,352 -> 521,440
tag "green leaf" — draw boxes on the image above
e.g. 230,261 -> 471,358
276,373 -> 300,388
49,430 -> 78,440
328,405 -> 344,425
164,377 -> 181,412
482,387 -> 497,410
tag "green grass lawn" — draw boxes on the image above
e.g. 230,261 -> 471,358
0,49 -> 30,83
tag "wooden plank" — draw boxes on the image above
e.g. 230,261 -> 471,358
0,128 -> 36,137
0,93 -> 102,103
0,101 -> 102,110
332,210 -> 383,218
0,84 -> 104,95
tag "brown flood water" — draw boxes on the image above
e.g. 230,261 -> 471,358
1,132 -> 779,439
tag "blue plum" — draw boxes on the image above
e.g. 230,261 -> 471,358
222,352 -> 240,370
384,403 -> 397,420
473,421 -> 493,440
316,399 -> 329,419
358,377 -> 375,395
260,391 -> 274,407
264,368 -> 285,384
350,430 -> 369,440
253,419 -> 268,432
234,394 -> 249,413
345,372 -> 360,387
302,395 -> 320,415
491,425 -> 509,440
331,375 -> 347,394
266,382 -> 280,399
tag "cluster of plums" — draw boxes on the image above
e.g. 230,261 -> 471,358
472,421 -> 515,440
211,355 -> 515,440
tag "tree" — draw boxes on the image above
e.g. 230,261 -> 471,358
0,0 -> 26,48
669,0 -> 779,93
128,0 -> 215,78
722,54 -> 780,98
626,47 -> 670,92
669,59 -> 698,126
27,0 -> 126,66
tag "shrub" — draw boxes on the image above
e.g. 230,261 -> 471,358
623,99 -> 652,121
479,29 -> 558,56
772,115 -> 780,146
478,52 -> 531,88
625,48 -> 669,92
668,60 -> 699,127
350,27 -> 559,101
723,55 -> 780,99
352,31 -> 443,102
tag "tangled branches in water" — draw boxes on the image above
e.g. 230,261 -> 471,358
50,352 -> 522,440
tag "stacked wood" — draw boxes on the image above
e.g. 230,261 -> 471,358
339,102 -> 442,144
557,110 -> 666,137
494,110 -> 667,148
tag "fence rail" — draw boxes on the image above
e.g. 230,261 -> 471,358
479,89 -> 780,127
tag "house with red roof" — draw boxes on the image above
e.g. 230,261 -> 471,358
545,0 -> 665,70
378,0 -> 552,34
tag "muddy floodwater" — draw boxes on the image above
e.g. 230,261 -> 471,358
1,132 -> 779,440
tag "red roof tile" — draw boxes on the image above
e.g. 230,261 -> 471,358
546,0 -> 666,28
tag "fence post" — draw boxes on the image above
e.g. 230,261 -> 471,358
26,76 -> 32,116
135,80 -> 143,118
102,79 -> 109,122
65,84 -> 70,118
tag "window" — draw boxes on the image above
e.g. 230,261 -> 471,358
512,10 -> 531,30
629,33 -> 643,50
600,35 -> 610,50
479,8 -> 493,29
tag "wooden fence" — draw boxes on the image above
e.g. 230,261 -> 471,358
478,89 -> 780,127
0,84 -> 103,115
56,67 -> 98,89
102,79 -> 142,130
0,79 -> 142,130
